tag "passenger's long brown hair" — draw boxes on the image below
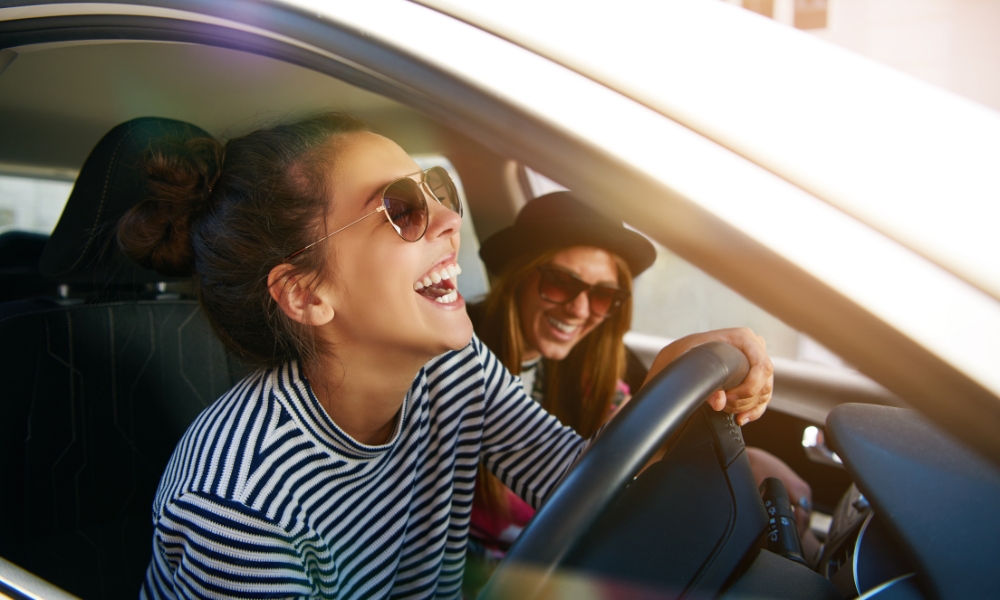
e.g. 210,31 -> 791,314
473,248 -> 633,517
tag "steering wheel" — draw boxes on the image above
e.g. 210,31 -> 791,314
481,341 -> 764,599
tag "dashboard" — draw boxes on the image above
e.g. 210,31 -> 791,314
824,404 -> 1000,600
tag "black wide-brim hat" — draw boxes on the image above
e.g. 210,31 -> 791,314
479,192 -> 657,277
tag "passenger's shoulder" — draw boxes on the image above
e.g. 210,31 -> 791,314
157,489 -> 298,537
189,367 -> 270,427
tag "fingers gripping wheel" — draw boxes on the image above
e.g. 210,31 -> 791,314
483,342 -> 765,599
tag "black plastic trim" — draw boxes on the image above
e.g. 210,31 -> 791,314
828,404 -> 1000,600
0,13 -> 419,108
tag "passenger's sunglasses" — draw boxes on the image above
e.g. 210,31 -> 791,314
286,166 -> 462,259
537,265 -> 629,317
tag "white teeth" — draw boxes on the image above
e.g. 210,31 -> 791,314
434,291 -> 458,304
546,316 -> 576,333
414,264 -> 461,290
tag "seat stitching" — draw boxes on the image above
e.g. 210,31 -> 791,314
0,300 -> 200,326
64,125 -> 132,273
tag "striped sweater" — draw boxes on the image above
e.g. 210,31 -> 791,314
141,335 -> 585,599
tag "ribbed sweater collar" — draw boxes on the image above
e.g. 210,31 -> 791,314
270,360 -> 419,460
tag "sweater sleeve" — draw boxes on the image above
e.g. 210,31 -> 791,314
141,491 -> 329,600
472,337 -> 588,509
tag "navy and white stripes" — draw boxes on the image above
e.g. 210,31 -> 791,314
141,335 -> 584,599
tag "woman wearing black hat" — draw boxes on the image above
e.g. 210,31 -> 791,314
474,192 -> 661,437
465,192 -> 800,592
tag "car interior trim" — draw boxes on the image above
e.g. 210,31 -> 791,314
827,403 -> 1000,598
856,573 -> 918,600
0,13 -> 431,119
0,47 -> 14,75
0,557 -> 78,600
852,511 -> 874,597
0,2 -> 393,85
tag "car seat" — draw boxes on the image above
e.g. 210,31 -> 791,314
0,117 -> 248,600
0,230 -> 57,302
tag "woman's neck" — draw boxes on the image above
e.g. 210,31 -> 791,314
304,344 -> 429,446
521,347 -> 541,362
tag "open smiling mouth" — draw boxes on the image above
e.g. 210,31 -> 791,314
546,315 -> 579,335
414,263 -> 462,304
545,315 -> 580,336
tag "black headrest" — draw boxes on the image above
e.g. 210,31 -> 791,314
39,117 -> 212,285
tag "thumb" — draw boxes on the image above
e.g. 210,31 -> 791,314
707,389 -> 726,411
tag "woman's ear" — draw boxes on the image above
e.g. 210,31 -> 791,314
268,263 -> 335,326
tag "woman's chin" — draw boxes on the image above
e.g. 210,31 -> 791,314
440,312 -> 475,352
536,340 -> 574,361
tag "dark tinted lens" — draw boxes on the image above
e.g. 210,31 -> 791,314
588,285 -> 626,316
538,269 -> 588,304
424,166 -> 462,216
538,268 -> 626,316
382,178 -> 427,241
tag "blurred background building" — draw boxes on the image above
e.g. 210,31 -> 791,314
734,0 -> 1000,112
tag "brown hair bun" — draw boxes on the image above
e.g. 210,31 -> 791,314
118,136 -> 224,277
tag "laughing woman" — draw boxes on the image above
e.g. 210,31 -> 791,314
118,114 -> 773,599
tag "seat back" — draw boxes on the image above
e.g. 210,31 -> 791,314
0,300 -> 244,598
0,231 -> 57,302
0,118 -> 247,599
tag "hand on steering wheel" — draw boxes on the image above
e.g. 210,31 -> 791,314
646,327 -> 773,425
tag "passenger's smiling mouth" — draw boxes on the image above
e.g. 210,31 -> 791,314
545,315 -> 580,335
413,263 -> 462,304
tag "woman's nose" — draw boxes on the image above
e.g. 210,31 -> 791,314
423,191 -> 462,241
564,289 -> 591,318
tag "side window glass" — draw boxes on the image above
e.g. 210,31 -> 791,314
519,166 -> 843,367
0,172 -> 74,234
412,155 -> 490,301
